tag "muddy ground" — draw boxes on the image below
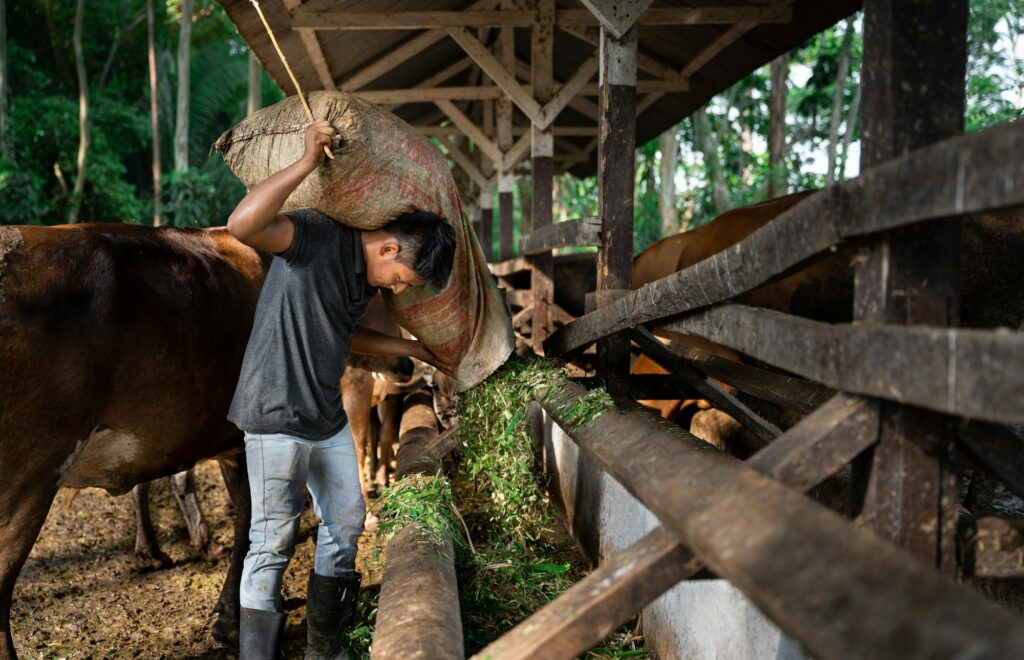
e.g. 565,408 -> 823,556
11,460 -> 382,659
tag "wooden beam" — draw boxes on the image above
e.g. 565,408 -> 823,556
559,25 -> 681,81
958,421 -> 1024,500
661,304 -> 1024,425
435,99 -> 503,165
477,392 -> 879,660
533,379 -> 1024,659
679,21 -> 758,79
501,131 -> 532,173
487,256 -> 530,277
282,0 -> 334,89
359,86 -> 503,103
633,327 -> 781,445
544,120 -> 1024,357
539,56 -> 599,127
447,26 -> 544,125
292,6 -> 793,30
417,125 -> 597,137
499,174 -> 515,261
337,31 -> 444,91
440,136 -> 489,189
577,0 -> 655,40
383,58 -> 473,111
520,216 -> 600,255
580,79 -> 688,94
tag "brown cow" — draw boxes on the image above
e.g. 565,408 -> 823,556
0,223 -> 269,658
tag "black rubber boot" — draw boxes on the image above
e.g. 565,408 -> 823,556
305,572 -> 362,660
239,607 -> 285,660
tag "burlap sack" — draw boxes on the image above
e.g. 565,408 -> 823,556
213,91 -> 513,390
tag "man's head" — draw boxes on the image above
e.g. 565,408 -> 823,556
362,211 -> 456,295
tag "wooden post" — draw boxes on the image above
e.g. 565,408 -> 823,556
596,25 -> 637,393
855,0 -> 967,573
479,189 -> 493,262
499,173 -> 515,261
531,0 -> 555,354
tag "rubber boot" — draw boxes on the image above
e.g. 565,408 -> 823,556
305,572 -> 362,660
239,607 -> 285,660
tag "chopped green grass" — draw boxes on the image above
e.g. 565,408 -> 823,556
370,472 -> 463,562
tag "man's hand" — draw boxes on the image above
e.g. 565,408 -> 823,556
300,119 -> 336,169
412,341 -> 454,378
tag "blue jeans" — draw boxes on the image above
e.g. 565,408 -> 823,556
239,425 -> 365,612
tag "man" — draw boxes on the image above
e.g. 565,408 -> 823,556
226,119 -> 456,659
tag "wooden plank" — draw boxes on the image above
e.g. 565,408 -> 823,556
533,379 -> 1024,659
544,119 -> 1024,357
282,0 -> 334,89
487,256 -> 529,277
520,216 -> 600,255
596,26 -> 637,395
655,336 -> 834,414
577,374 -> 699,400
679,21 -> 758,80
972,517 -> 1024,578
337,31 -> 445,92
441,136 -> 489,189
559,24 -> 682,81
383,58 -> 473,111
476,391 -> 878,660
579,79 -> 688,94
854,0 -> 968,572
504,287 -> 529,308
501,131 -> 532,173
531,4 -> 555,355
958,421 -> 1024,500
417,125 -> 597,137
372,389 -> 462,659
537,56 -> 599,127
499,177 -> 515,261
479,192 -> 494,263
577,0 -> 654,40
359,86 -> 504,103
435,99 -> 503,165
633,327 -> 781,444
424,424 -> 462,460
660,304 -> 1024,425
447,26 -> 544,125
292,5 -> 793,30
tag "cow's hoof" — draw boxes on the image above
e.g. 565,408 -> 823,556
212,609 -> 240,646
133,550 -> 173,572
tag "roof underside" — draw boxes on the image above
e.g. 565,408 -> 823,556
219,0 -> 861,180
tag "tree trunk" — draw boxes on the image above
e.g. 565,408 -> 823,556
692,107 -> 731,215
826,20 -> 855,186
174,0 -> 192,174
68,0 -> 89,224
0,0 -> 9,161
658,127 -> 677,236
768,53 -> 788,198
147,0 -> 162,226
247,50 -> 261,117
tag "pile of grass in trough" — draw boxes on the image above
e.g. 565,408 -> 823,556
370,473 -> 465,556
452,357 -> 634,654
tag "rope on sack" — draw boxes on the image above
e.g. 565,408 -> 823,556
249,0 -> 334,160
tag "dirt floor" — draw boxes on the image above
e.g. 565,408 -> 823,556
11,460 -> 383,659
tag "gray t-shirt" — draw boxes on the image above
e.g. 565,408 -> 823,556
228,209 -> 374,440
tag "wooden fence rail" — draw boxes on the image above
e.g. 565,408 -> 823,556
516,380 -> 1024,659
544,119 -> 1024,357
659,304 -> 1024,425
519,216 -> 601,255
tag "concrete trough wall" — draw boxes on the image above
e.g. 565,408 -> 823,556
538,410 -> 806,660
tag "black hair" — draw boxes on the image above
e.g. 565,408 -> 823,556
384,210 -> 457,292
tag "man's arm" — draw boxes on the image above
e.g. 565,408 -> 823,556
351,325 -> 453,376
226,119 -> 336,253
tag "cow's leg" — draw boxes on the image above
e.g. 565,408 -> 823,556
376,391 -> 401,491
132,482 -> 172,569
168,469 -> 218,555
211,454 -> 250,646
341,370 -> 375,510
0,478 -> 59,660
367,411 -> 381,488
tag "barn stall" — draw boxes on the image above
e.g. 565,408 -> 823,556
15,0 -> 1024,657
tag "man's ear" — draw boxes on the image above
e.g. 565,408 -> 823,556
380,240 -> 401,258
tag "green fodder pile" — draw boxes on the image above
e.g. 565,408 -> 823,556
453,358 -> 641,656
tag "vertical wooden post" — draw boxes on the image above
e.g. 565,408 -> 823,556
499,174 -> 515,261
531,0 -> 555,354
479,189 -> 493,262
855,0 -> 967,573
596,26 -> 637,394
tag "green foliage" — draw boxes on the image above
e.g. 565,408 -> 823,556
371,472 -> 463,555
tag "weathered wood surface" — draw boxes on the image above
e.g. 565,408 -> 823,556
972,517 -> 1024,578
533,380 -> 1024,659
633,327 -> 781,444
661,304 -> 1024,425
487,257 -> 529,278
291,6 -> 792,30
519,216 -> 600,256
958,421 -> 1024,501
476,391 -> 879,660
657,336 -> 834,414
499,189 -> 515,262
595,27 -> 637,395
576,374 -> 700,401
372,389 -> 463,659
544,119 -> 1024,357
424,424 -> 462,461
